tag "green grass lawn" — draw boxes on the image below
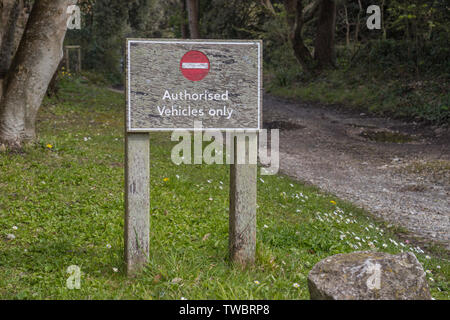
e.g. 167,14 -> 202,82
0,76 -> 448,299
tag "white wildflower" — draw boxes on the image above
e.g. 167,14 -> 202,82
6,234 -> 15,240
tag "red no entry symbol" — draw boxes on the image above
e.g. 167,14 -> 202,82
180,50 -> 210,81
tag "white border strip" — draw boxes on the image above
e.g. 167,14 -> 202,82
127,40 -> 261,132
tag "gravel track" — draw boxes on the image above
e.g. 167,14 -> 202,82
263,94 -> 450,250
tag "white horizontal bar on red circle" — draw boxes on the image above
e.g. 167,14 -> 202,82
181,62 -> 209,69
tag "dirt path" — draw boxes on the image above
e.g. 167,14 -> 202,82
263,94 -> 450,250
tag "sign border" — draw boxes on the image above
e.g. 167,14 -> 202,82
126,39 -> 262,132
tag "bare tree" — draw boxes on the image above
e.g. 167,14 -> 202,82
186,0 -> 199,38
283,0 -> 316,73
314,0 -> 337,68
354,0 -> 362,43
0,0 -> 75,148
344,3 -> 350,47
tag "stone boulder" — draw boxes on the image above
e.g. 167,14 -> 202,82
308,251 -> 431,300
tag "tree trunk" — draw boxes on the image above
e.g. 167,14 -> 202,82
0,0 -> 29,98
180,0 -> 188,38
355,0 -> 362,43
284,0 -> 315,74
381,0 -> 386,40
186,0 -> 199,38
0,0 -> 75,148
314,0 -> 336,69
344,4 -> 350,47
1,0 -> 22,74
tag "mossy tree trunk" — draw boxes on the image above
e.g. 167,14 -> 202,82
0,0 -> 74,149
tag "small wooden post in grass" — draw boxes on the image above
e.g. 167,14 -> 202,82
65,46 -> 69,72
124,133 -> 150,276
229,133 -> 257,266
64,45 -> 82,73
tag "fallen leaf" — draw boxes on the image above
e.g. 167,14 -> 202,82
171,277 -> 182,284
202,233 -> 211,241
153,274 -> 162,283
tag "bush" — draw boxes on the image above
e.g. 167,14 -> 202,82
352,39 -> 450,78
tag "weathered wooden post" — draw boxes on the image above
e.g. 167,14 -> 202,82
229,133 -> 257,266
77,46 -> 81,73
125,39 -> 262,274
65,46 -> 69,72
124,132 -> 150,275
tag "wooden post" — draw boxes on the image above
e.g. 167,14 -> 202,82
229,132 -> 257,267
124,132 -> 150,276
64,45 -> 82,73
77,47 -> 81,72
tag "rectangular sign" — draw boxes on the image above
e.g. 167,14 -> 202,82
126,39 -> 262,131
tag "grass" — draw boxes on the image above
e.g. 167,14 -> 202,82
0,76 -> 448,299
265,45 -> 450,125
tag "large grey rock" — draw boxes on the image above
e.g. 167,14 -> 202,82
308,251 -> 431,300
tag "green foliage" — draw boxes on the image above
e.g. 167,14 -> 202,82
65,0 -> 161,85
200,0 -> 267,39
353,38 -> 450,77
268,62 -> 450,124
266,0 -> 450,124
386,0 -> 449,41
